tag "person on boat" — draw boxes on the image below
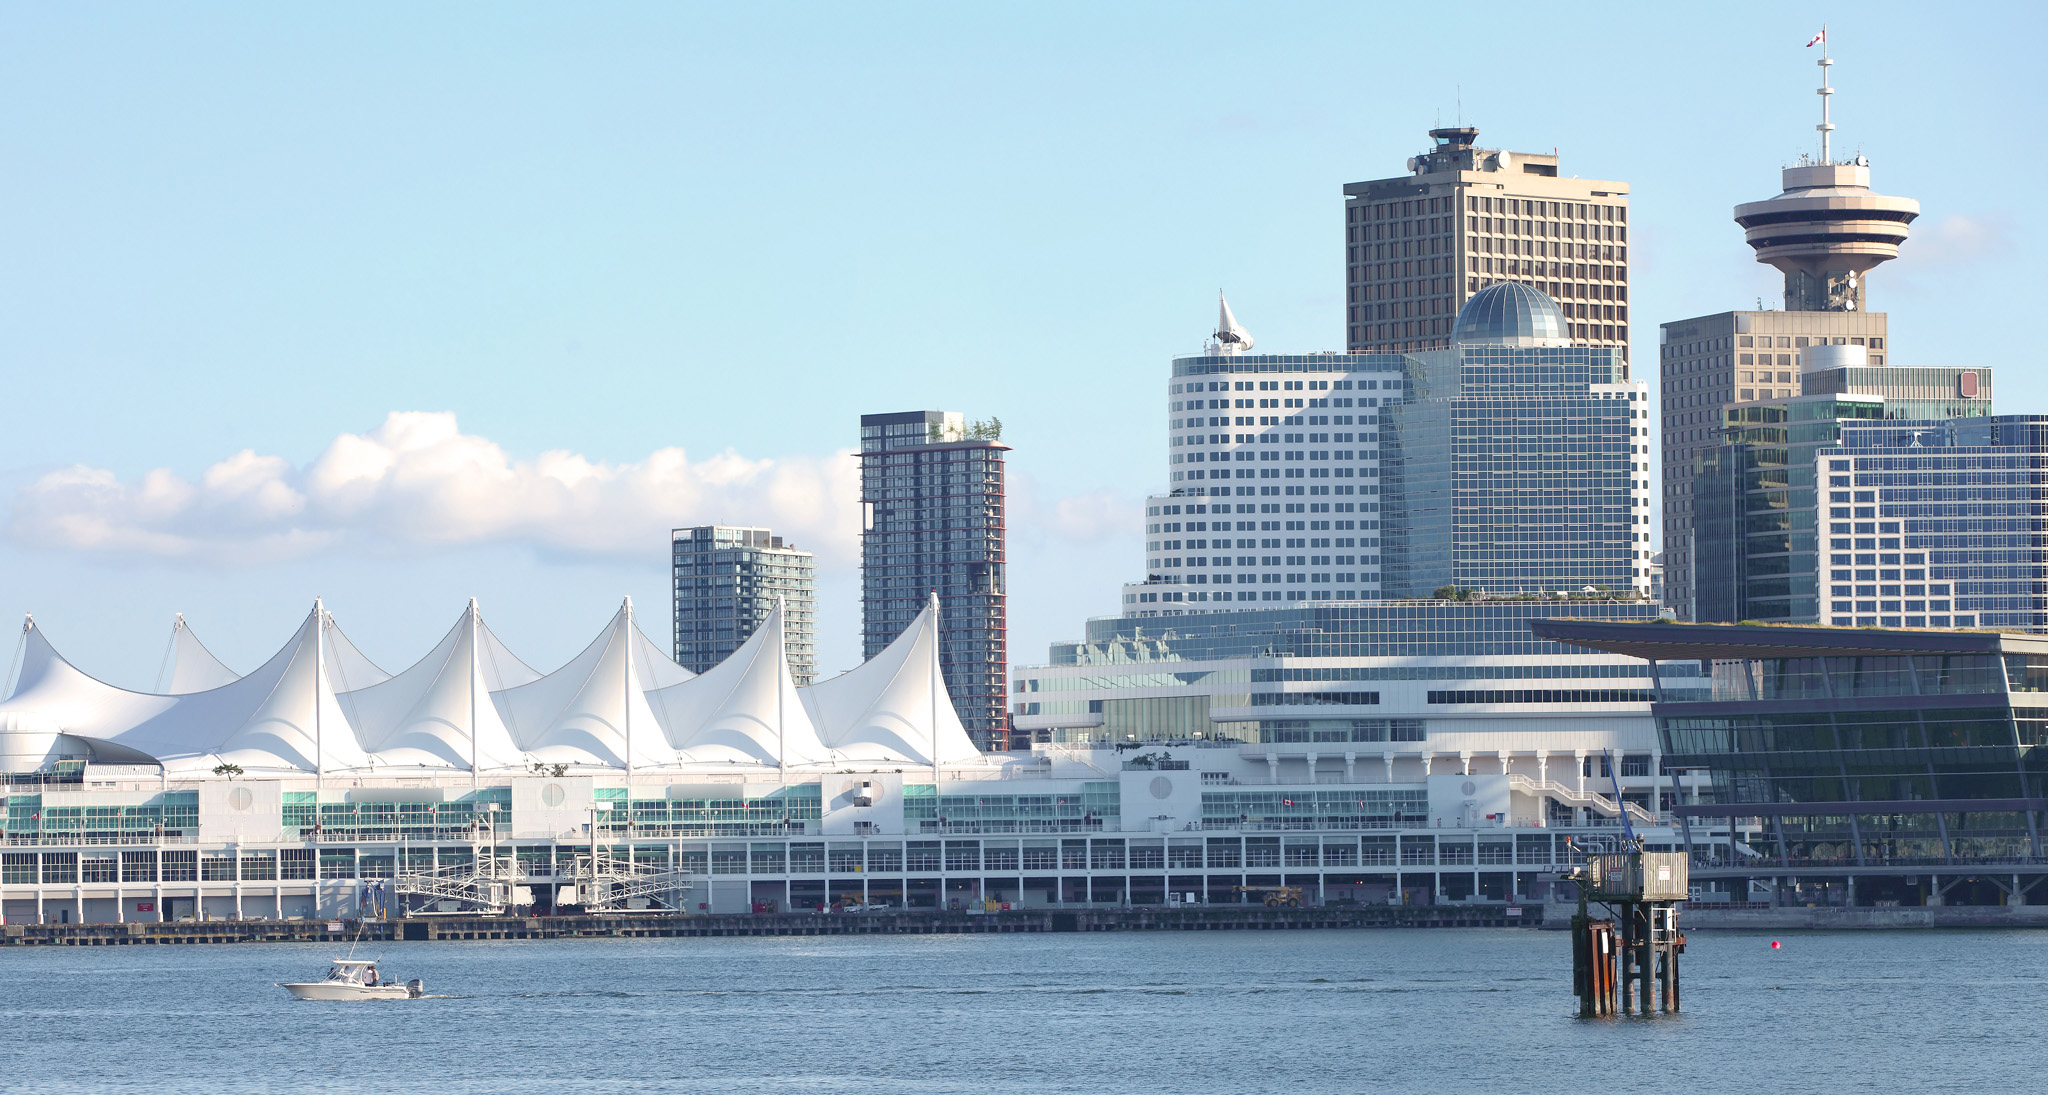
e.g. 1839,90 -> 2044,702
364,965 -> 378,986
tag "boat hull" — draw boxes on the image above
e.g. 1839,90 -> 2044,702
282,982 -> 416,1001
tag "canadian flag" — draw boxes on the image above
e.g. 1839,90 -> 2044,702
1806,29 -> 1826,47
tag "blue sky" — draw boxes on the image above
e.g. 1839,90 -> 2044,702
1,1 -> 2039,688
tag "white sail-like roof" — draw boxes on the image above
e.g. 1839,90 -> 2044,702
340,602 -> 529,770
646,600 -> 827,766
799,596 -> 982,766
319,614 -> 390,691
491,599 -> 688,768
1,595 -> 989,776
5,620 -> 182,742
161,616 -> 241,694
2,605 -> 373,774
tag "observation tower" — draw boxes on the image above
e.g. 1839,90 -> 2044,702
1732,36 -> 1918,312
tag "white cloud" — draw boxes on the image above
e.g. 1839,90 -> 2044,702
9,412 -> 865,567
1897,213 -> 2013,272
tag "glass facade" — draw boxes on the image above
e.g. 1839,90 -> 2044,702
671,525 -> 818,683
1818,416 -> 2048,631
859,411 -> 1009,747
1533,619 -> 2048,903
1692,370 -> 1995,625
1383,341 -> 1649,597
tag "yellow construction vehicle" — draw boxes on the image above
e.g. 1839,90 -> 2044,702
1235,885 -> 1305,908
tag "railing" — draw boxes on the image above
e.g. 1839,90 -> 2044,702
1690,852 -> 2048,871
1507,775 -> 1659,827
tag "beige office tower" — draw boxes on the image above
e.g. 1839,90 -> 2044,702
1659,44 -> 1918,620
1343,127 -> 1632,358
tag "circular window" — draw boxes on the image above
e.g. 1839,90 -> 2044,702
1149,776 -> 1173,800
227,786 -> 254,812
1461,780 -> 1477,796
540,783 -> 566,808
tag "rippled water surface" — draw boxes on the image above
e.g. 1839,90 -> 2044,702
3,927 -> 2042,1093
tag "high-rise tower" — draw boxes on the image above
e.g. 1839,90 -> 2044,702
859,411 -> 1009,751
1344,128 -> 1632,360
1660,41 -> 1919,621
671,525 -> 817,683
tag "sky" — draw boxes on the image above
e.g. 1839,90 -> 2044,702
1,1 -> 2041,690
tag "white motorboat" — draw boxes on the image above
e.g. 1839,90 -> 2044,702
281,959 -> 423,1001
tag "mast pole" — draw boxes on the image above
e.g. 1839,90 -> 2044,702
1817,25 -> 1834,164
469,598 -> 480,795
314,598 -> 325,792
623,597 -> 634,783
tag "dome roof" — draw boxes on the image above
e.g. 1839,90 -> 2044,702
1453,282 -> 1570,347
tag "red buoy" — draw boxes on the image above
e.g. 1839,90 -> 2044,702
1770,940 -> 1781,949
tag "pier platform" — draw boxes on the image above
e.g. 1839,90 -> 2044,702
0,903 -> 1538,946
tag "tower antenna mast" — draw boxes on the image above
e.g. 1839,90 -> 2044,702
1815,25 -> 1834,164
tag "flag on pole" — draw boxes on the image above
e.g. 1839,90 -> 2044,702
1806,29 -> 1825,47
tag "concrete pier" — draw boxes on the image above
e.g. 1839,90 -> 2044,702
1,903 -> 1539,946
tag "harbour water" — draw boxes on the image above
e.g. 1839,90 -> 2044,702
3,928 -> 2041,1093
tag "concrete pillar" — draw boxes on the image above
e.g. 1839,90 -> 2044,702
1459,752 -> 1472,776
1344,752 -> 1357,783
1495,750 -> 1509,775
1305,753 -> 1318,784
1382,752 -> 1395,783
1267,756 -> 1280,785
1422,754 -> 1434,778
1538,753 -> 1549,784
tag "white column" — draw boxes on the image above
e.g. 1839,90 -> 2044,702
1459,752 -> 1472,776
1382,752 -> 1394,783
1344,752 -> 1357,784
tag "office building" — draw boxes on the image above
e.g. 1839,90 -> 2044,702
1536,617 -> 2048,907
1344,127 -> 1631,359
1383,283 -> 1652,597
1693,355 -> 1992,624
1131,285 -> 1650,613
1816,415 -> 2048,630
859,411 -> 1010,750
1661,48 -> 1920,619
671,525 -> 817,684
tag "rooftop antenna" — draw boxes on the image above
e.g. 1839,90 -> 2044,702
1808,25 -> 1833,163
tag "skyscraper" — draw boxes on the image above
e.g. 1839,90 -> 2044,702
671,525 -> 817,683
1125,286 -> 1650,615
1661,44 -> 1920,620
859,411 -> 1009,750
1380,283 -> 1652,598
1692,353 -> 1992,624
1343,127 -> 1632,359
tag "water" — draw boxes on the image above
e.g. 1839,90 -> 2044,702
2,928 -> 2041,1093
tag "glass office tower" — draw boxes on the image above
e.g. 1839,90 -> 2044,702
1818,416 -> 2048,631
1693,359 -> 1993,625
1381,283 -> 1653,598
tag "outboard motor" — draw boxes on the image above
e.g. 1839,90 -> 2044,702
406,979 -> 424,999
